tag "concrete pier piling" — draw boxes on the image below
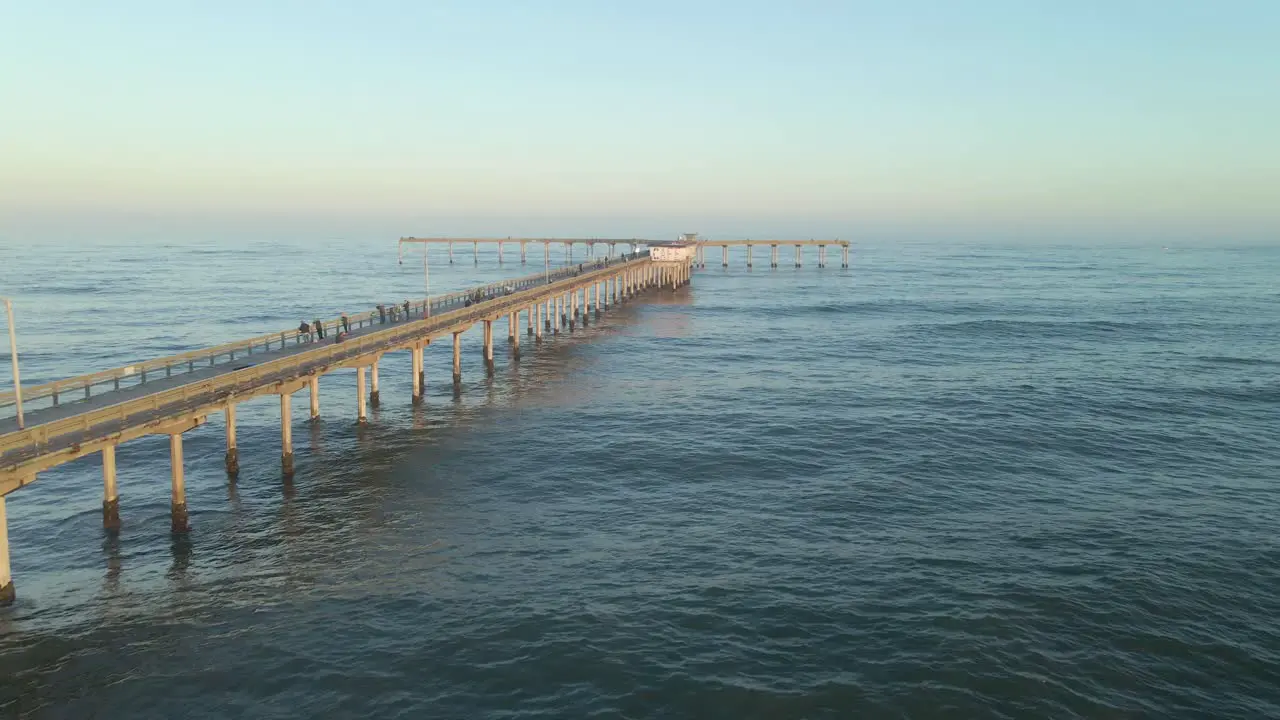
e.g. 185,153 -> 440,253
511,313 -> 521,358
0,497 -> 13,604
102,445 -> 120,530
309,376 -> 320,421
411,344 -> 423,404
452,332 -> 462,386
357,366 -> 368,424
280,392 -> 294,476
527,305 -> 534,336
483,320 -> 495,373
417,344 -> 427,400
169,432 -> 188,534
536,304 -> 544,342
224,405 -> 239,476
369,358 -> 381,407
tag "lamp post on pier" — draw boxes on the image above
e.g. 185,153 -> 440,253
2,298 -> 23,430
422,242 -> 431,317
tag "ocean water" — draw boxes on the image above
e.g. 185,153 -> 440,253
0,237 -> 1278,718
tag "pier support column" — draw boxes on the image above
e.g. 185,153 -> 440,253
795,245 -> 802,268
369,358 -> 381,407
521,241 -> 527,264
418,345 -> 427,399
771,244 -> 778,268
280,392 -> 295,476
224,405 -> 239,476
536,304 -> 544,343
527,305 -> 534,336
582,288 -> 589,326
508,312 -> 517,343
0,497 -> 13,604
102,445 -> 120,530
411,345 -> 423,404
357,366 -> 368,424
483,320 -> 494,372
452,332 -> 462,386
569,292 -> 577,331
170,432 -> 188,534
747,244 -> 753,268
498,241 -> 504,264
511,314 -> 521,358
722,246 -> 729,267
473,241 -> 478,264
309,376 -> 320,421
842,246 -> 850,268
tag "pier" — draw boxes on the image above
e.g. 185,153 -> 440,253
0,250 -> 705,603
398,236 -> 851,269
0,234 -> 846,604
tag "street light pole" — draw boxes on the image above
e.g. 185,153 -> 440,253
2,298 -> 23,430
422,243 -> 431,317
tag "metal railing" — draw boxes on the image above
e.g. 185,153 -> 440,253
0,252 -> 649,419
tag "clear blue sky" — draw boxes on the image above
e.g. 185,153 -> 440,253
2,1 -> 1277,240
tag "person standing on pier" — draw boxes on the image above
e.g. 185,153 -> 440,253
377,304 -> 386,324
298,320 -> 312,343
403,300 -> 410,320
341,313 -> 350,333
313,319 -> 325,339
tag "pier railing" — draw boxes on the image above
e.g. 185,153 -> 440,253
0,252 -> 649,418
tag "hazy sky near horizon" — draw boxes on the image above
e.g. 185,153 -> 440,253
2,1 -> 1277,240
